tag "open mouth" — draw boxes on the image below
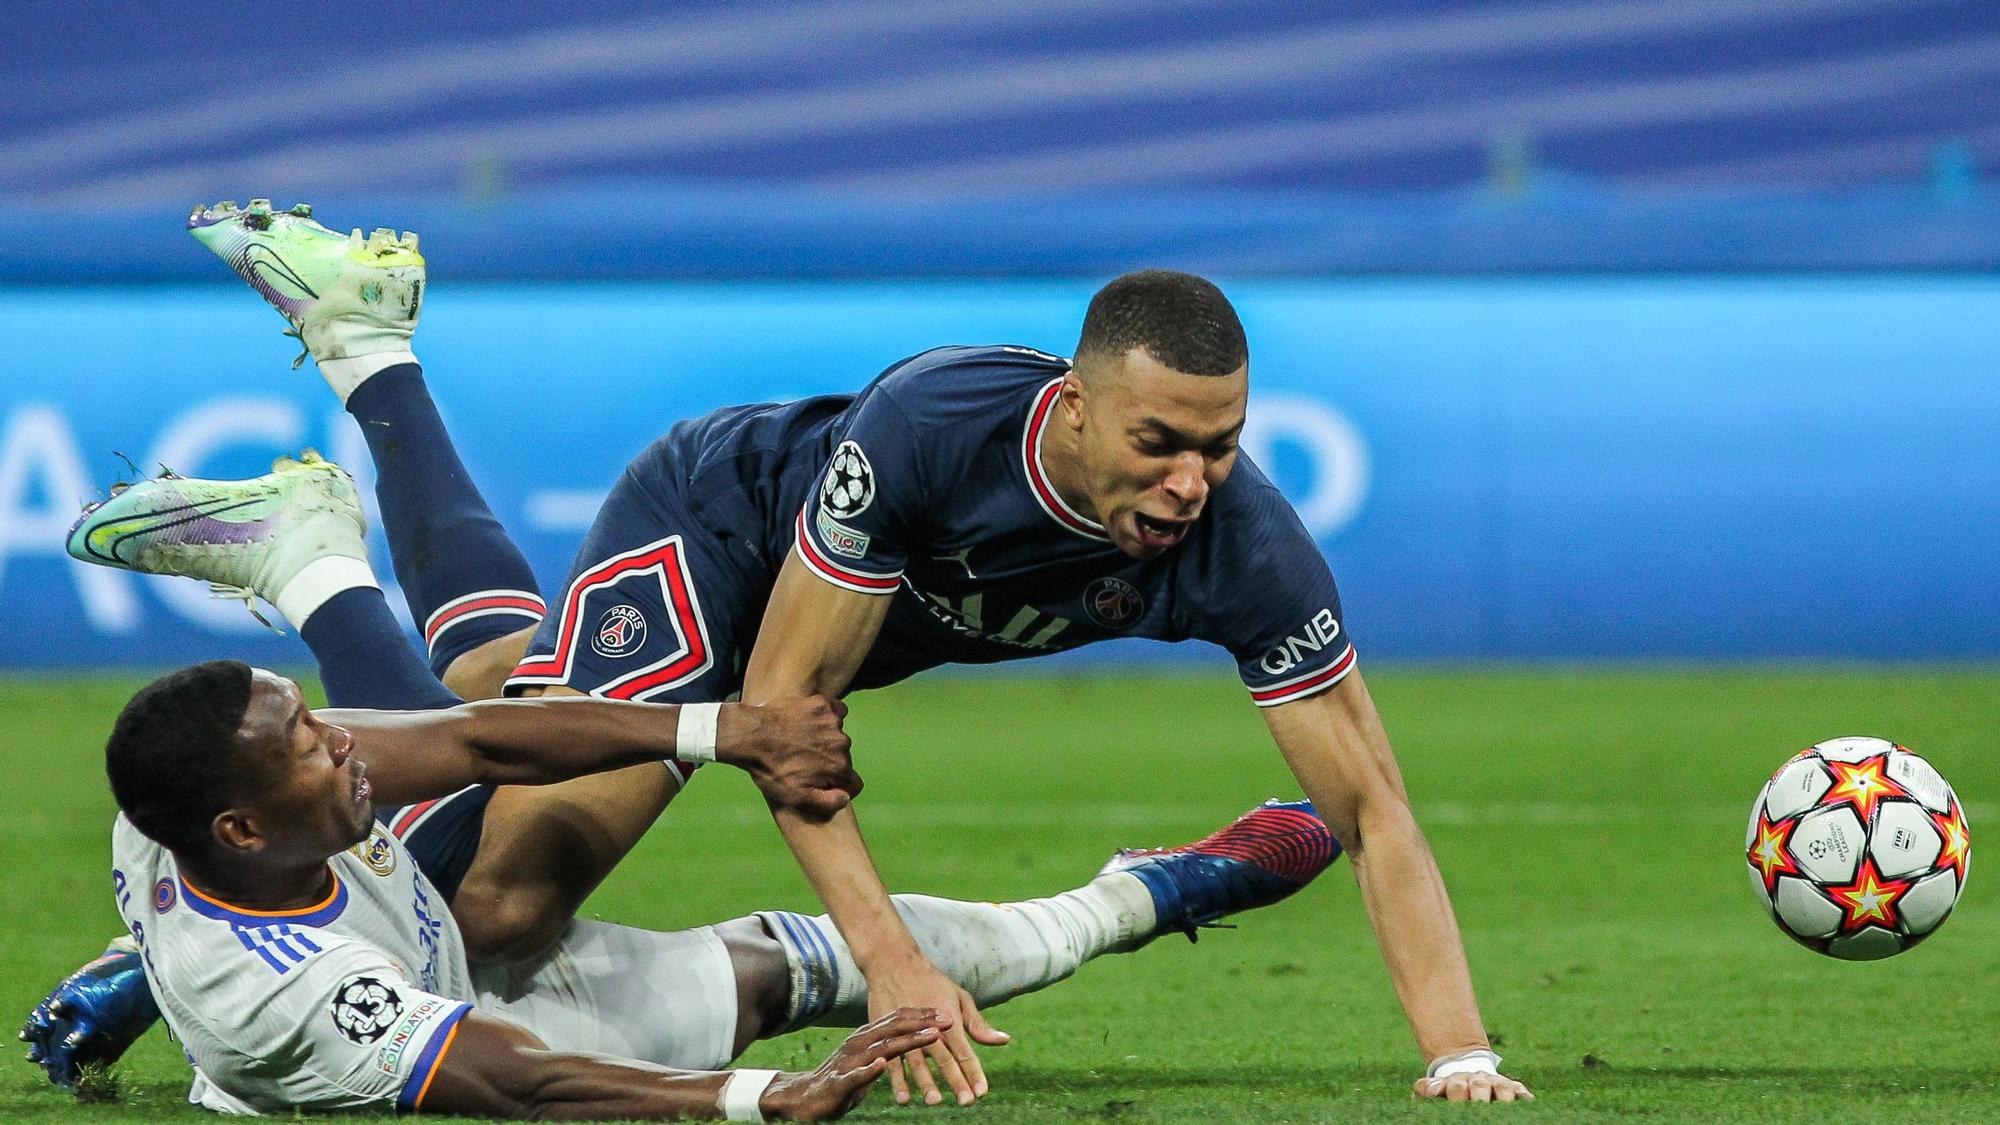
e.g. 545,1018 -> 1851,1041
1132,511 -> 1191,549
352,764 -> 371,805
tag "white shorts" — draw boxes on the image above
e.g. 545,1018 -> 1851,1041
472,918 -> 738,1070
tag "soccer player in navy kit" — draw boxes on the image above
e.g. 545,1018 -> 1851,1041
487,272 -> 1527,1104
101,203 -> 1529,1105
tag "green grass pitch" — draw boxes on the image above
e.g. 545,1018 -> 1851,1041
2,667 -> 1995,1122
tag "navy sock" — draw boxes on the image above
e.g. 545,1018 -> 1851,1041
345,364 -> 545,676
299,587 -> 461,710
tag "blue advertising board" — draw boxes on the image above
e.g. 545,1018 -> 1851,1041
1,278 -> 1994,669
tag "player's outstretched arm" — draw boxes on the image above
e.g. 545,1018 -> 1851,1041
1260,669 -> 1532,1103
321,693 -> 858,815
741,555 -> 1008,1109
424,1006 -> 950,1120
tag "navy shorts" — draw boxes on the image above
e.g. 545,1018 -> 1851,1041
507,431 -> 776,721
374,784 -> 496,903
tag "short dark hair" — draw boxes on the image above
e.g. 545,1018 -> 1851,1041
105,660 -> 257,854
1075,269 -> 1248,377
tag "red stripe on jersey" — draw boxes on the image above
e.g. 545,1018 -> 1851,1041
1250,644 -> 1357,706
424,593 -> 546,645
1021,379 -> 1109,541
794,508 -> 902,591
390,799 -> 440,838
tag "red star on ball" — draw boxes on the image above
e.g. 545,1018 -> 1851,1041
1824,855 -> 1914,932
1930,799 -> 1972,884
1818,754 -> 1907,824
1748,811 -> 1802,895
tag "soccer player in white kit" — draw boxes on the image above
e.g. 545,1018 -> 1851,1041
100,658 -> 945,1119
74,654 -> 1328,1119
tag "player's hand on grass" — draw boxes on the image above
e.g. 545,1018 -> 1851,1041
762,1008 -> 953,1121
1413,1070 -> 1535,1102
867,963 -> 1008,1107
719,696 -> 862,820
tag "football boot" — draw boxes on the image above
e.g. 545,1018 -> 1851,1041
66,451 -> 367,624
1102,798 -> 1340,945
187,199 -> 422,368
18,937 -> 160,1090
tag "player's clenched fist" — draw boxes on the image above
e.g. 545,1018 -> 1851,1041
719,696 -> 862,820
760,1008 -> 952,1120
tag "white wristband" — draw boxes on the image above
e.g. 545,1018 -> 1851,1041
675,702 -> 721,764
721,1068 -> 777,1122
1427,1048 -> 1502,1079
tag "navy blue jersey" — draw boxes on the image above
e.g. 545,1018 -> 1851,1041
776,346 -> 1356,706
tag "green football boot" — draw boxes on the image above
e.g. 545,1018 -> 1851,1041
66,451 -> 368,623
187,199 -> 423,368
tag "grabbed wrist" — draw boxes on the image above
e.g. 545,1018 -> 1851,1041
855,944 -> 934,979
679,702 -> 727,765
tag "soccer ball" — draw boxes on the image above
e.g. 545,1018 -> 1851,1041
1746,736 -> 1970,960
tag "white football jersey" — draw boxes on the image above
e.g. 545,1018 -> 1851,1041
111,815 -> 476,1115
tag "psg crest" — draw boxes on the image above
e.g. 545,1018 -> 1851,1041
821,440 -> 876,519
1084,576 -> 1145,629
331,975 -> 403,1044
592,605 -> 648,659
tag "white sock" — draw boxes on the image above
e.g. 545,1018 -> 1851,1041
316,351 -> 418,404
272,555 -> 379,629
758,872 -> 1156,1031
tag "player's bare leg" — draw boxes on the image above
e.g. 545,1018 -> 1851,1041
452,727 -> 693,962
440,624 -> 538,700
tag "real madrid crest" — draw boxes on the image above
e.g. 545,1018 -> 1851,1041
351,831 -> 397,877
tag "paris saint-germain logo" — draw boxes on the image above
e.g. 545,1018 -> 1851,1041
821,440 -> 875,519
1083,576 -> 1145,629
592,604 -> 648,659
154,878 -> 176,914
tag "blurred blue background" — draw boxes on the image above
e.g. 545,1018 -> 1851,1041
2,2 -> 1995,666
6,0 -> 2000,275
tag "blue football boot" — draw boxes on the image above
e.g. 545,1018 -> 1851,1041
18,938 -> 160,1089
1101,799 -> 1341,944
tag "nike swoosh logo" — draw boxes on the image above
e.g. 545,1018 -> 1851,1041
242,245 -> 318,302
92,497 -> 266,567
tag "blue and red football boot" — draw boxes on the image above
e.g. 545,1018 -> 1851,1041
1102,798 -> 1341,943
18,938 -> 160,1090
